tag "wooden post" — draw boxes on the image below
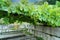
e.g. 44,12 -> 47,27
34,25 -> 36,38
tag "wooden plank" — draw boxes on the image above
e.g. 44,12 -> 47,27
35,26 -> 60,37
0,32 -> 25,39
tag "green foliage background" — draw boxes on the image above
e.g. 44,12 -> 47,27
0,0 -> 60,27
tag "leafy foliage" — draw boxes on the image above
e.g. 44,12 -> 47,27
56,1 -> 60,7
35,36 -> 44,40
47,0 -> 56,4
0,0 -> 60,27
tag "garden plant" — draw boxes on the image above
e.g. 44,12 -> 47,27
0,0 -> 60,27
